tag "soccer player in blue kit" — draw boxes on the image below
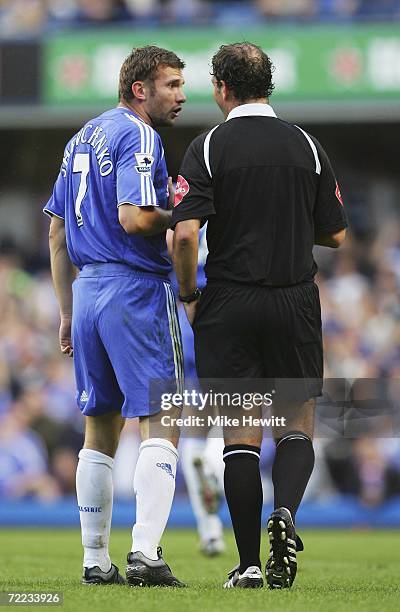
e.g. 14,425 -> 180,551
44,46 -> 186,587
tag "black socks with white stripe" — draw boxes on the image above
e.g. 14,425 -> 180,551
272,431 -> 315,520
223,444 -> 262,572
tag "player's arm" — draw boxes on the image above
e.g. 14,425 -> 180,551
118,204 -> 172,236
312,136 -> 347,249
116,129 -> 174,236
118,175 -> 176,236
48,215 -> 76,356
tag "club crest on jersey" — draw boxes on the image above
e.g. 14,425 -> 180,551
335,181 -> 344,205
135,153 -> 154,175
174,175 -> 190,206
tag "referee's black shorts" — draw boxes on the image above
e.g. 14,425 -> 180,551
193,281 -> 323,403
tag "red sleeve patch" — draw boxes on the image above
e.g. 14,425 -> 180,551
174,175 -> 190,207
335,181 -> 344,206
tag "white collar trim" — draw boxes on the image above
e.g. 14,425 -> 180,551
226,103 -> 277,121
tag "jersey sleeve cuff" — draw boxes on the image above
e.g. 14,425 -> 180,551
117,201 -> 159,208
171,210 -> 215,230
43,208 -> 64,219
315,221 -> 348,234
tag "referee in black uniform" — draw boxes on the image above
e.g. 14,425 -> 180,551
172,43 -> 347,590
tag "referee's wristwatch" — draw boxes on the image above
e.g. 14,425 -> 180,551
179,288 -> 201,303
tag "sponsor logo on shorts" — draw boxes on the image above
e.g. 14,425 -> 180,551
156,462 -> 175,479
80,390 -> 89,403
174,175 -> 189,206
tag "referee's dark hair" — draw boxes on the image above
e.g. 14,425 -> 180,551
211,42 -> 275,103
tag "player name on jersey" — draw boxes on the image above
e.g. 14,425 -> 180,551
62,124 -> 113,178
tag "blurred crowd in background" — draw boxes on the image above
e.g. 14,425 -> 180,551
1,0 -> 399,38
1,169 -> 400,507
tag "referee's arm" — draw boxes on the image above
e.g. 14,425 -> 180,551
173,219 -> 201,296
315,228 -> 346,248
312,137 -> 348,249
172,135 -> 215,321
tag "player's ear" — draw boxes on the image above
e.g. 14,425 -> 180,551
131,80 -> 146,101
220,80 -> 229,101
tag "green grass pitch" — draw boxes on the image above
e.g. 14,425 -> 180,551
2,528 -> 400,612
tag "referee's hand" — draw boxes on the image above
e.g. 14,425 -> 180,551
59,315 -> 73,358
183,301 -> 198,327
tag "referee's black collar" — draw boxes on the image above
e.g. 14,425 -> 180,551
226,103 -> 277,121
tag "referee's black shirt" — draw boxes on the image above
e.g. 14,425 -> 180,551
172,103 -> 347,287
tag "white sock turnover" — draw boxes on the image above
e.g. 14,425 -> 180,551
131,438 -> 178,560
76,448 -> 113,572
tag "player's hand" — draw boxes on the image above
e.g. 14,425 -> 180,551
167,176 -> 175,209
183,301 -> 198,327
59,315 -> 73,357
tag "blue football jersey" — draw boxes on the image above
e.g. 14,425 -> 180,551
44,107 -> 171,276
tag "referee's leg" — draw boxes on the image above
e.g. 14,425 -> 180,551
194,284 -> 266,578
271,398 -> 316,522
223,411 -> 264,574
263,397 -> 316,589
264,282 -> 321,522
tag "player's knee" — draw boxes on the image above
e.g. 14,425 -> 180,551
140,409 -> 180,447
83,442 -> 118,458
83,429 -> 121,458
83,427 -> 120,456
84,412 -> 123,457
140,431 -> 180,449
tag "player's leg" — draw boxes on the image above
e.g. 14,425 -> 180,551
98,274 -> 184,586
78,412 -> 125,584
129,408 -> 180,558
178,304 -> 224,555
262,282 -> 322,589
180,436 -> 225,555
122,406 -> 184,586
203,431 -> 225,492
194,284 -> 264,588
83,410 -> 125,457
202,433 -> 226,554
72,273 -> 126,585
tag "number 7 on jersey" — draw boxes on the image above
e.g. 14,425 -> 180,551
73,153 -> 90,227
